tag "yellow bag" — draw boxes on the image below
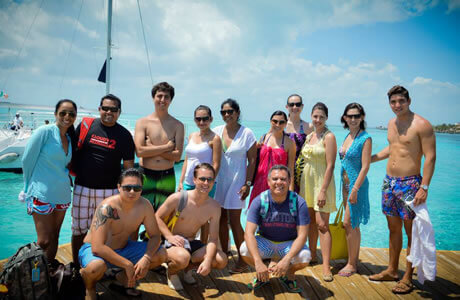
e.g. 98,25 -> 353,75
329,201 -> 348,260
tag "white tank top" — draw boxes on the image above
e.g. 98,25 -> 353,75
184,140 -> 213,185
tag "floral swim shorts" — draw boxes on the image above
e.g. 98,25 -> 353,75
381,174 -> 421,220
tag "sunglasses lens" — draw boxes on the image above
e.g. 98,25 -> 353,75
122,185 -> 142,192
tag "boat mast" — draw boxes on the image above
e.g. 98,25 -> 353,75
105,0 -> 113,94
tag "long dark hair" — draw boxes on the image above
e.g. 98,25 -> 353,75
221,98 -> 241,122
311,102 -> 328,117
55,99 -> 77,157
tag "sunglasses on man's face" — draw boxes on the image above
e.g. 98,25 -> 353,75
220,109 -> 235,116
271,119 -> 286,125
346,113 -> 362,120
287,102 -> 302,108
195,116 -> 210,122
198,177 -> 214,183
121,185 -> 142,192
100,106 -> 119,113
58,111 -> 76,118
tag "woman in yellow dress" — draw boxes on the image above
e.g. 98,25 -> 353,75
295,102 -> 337,282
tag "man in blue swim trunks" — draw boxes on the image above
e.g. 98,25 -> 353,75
370,85 -> 436,294
79,168 -> 166,299
240,165 -> 311,293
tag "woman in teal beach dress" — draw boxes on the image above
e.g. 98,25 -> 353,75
338,102 -> 372,277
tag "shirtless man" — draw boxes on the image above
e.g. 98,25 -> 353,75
156,163 -> 228,290
369,85 -> 436,294
135,82 -> 185,212
79,168 -> 167,299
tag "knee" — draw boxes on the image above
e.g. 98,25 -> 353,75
170,250 -> 191,270
388,224 -> 402,235
37,238 -> 52,250
81,260 -> 106,281
214,251 -> 228,269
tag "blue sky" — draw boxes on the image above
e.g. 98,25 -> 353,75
0,0 -> 459,126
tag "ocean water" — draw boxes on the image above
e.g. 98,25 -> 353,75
0,113 -> 459,259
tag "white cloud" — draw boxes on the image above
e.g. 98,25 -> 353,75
412,76 -> 433,85
156,0 -> 241,59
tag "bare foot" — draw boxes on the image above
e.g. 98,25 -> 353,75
369,270 -> 398,281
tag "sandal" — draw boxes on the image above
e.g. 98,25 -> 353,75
338,269 -> 357,277
392,280 -> 414,294
369,271 -> 398,282
280,276 -> 302,293
247,277 -> 269,291
108,282 -> 141,297
323,273 -> 333,282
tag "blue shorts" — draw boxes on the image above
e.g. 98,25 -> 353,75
79,240 -> 159,268
183,182 -> 216,198
240,235 -> 311,264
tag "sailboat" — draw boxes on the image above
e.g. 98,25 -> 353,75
0,0 -> 116,172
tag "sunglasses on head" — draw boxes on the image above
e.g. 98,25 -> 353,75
100,106 -> 119,113
346,113 -> 362,120
287,102 -> 302,108
58,111 -> 76,118
220,109 -> 235,116
198,177 -> 214,183
121,185 -> 142,192
271,119 -> 286,125
195,116 -> 210,122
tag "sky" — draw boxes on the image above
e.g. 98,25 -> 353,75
0,0 -> 459,126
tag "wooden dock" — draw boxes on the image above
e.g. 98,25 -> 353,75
2,244 -> 459,299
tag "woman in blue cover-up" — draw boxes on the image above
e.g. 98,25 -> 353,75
337,103 -> 372,277
22,99 -> 77,263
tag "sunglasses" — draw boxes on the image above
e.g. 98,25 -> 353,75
287,102 -> 302,108
198,177 -> 214,183
100,106 -> 119,113
195,116 -> 210,122
271,119 -> 286,125
346,113 -> 362,120
121,185 -> 142,192
58,111 -> 76,118
220,109 -> 235,116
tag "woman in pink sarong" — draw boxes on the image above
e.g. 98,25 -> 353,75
249,111 -> 296,206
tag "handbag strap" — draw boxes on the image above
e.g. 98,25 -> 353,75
334,201 -> 345,224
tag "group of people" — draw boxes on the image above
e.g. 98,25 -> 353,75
21,82 -> 436,298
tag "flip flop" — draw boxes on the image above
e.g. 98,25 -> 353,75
392,280 -> 414,294
369,271 -> 399,282
338,269 -> 357,277
108,282 -> 141,298
279,276 -> 302,293
247,278 -> 269,291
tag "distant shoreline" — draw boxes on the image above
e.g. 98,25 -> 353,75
376,124 -> 460,134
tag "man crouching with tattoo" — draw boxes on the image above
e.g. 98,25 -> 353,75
79,168 -> 167,299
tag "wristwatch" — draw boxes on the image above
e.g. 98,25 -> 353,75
420,184 -> 429,191
245,181 -> 252,187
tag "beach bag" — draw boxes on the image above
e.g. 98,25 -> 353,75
51,262 -> 85,300
0,242 -> 55,300
329,201 -> 348,260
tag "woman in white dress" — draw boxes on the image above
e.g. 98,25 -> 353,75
214,99 -> 257,273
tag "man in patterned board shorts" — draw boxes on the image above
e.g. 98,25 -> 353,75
240,165 -> 311,293
370,85 -> 436,294
71,94 -> 135,268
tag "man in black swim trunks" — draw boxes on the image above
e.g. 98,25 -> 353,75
155,163 -> 227,290
134,82 -> 185,211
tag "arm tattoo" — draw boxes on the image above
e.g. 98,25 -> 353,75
94,204 -> 120,230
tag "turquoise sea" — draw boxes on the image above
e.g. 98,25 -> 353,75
1,112 -> 459,259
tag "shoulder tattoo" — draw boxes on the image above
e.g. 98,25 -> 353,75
94,204 -> 120,230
